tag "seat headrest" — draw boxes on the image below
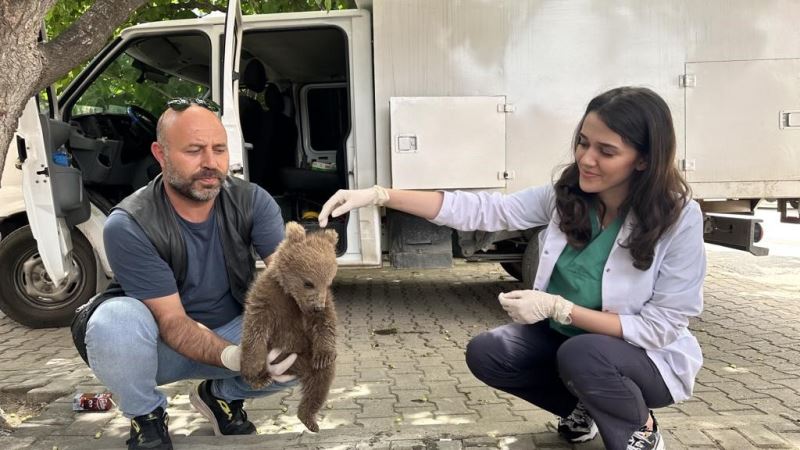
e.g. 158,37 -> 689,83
265,83 -> 283,111
241,60 -> 266,93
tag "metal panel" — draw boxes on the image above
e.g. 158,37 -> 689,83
685,59 -> 800,184
372,0 -> 800,194
390,96 -> 506,190
372,0 -> 691,192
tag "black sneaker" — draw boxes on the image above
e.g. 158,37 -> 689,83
557,401 -> 598,443
189,379 -> 256,436
627,411 -> 665,450
126,406 -> 172,450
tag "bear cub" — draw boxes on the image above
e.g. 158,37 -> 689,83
241,221 -> 338,432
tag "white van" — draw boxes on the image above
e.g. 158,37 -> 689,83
2,0 -> 799,327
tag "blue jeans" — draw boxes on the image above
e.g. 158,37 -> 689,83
85,296 -> 291,418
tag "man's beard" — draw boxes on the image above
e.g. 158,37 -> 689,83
164,159 -> 225,202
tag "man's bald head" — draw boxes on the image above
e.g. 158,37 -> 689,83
151,104 -> 229,203
156,104 -> 225,152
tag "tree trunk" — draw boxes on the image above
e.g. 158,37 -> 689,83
0,0 -> 147,187
0,0 -> 52,187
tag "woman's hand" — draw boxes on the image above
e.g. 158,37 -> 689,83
318,186 -> 390,227
498,290 -> 574,325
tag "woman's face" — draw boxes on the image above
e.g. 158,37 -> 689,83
575,112 -> 647,208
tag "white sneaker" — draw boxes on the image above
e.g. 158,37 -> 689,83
627,411 -> 665,450
557,402 -> 599,443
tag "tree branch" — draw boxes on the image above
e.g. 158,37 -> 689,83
37,0 -> 148,91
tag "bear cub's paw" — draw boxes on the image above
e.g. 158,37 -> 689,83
312,350 -> 337,370
298,407 -> 320,433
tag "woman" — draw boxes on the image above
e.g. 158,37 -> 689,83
317,87 -> 705,450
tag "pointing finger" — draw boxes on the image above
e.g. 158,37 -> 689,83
318,192 -> 345,227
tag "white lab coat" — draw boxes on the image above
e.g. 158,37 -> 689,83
431,185 -> 705,402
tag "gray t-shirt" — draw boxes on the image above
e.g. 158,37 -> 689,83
103,186 -> 284,328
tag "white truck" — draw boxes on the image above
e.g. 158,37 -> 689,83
2,0 -> 799,328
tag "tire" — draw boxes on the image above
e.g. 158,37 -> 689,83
500,262 -> 523,281
499,227 -> 544,287
0,226 -> 96,328
520,231 -> 542,288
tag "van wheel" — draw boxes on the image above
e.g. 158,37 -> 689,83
499,229 -> 543,287
519,232 -> 541,288
0,226 -> 96,328
500,262 -> 523,282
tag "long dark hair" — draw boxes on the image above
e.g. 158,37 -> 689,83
554,86 -> 690,270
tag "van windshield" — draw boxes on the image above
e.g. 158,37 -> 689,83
71,34 -> 211,119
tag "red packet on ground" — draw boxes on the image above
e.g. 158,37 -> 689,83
72,392 -> 113,411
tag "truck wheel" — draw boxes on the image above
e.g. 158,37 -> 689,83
500,262 -> 523,281
0,226 -> 96,328
499,228 -> 543,287
519,231 -> 541,288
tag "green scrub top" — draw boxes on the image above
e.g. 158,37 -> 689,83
547,208 -> 623,337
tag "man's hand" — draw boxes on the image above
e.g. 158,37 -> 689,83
498,290 -> 574,325
318,186 -> 390,227
222,345 -> 298,383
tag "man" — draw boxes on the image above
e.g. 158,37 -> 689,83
82,99 -> 295,450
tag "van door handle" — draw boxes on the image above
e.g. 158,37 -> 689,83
780,110 -> 800,129
15,136 -> 27,167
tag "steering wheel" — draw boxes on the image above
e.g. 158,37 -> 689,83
127,105 -> 157,140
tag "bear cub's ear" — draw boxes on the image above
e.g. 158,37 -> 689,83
322,228 -> 338,246
285,221 -> 306,242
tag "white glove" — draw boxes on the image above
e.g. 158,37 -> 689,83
498,290 -> 574,325
318,186 -> 390,228
221,345 -> 298,383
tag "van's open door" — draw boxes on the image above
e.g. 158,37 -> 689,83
221,0 -> 245,179
17,98 -> 73,286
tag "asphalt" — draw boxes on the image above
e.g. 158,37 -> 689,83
1,211 -> 799,449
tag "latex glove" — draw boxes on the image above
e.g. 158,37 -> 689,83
221,346 -> 298,383
318,186 -> 390,227
498,290 -> 574,325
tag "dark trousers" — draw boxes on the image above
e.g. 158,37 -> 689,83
465,321 -> 673,450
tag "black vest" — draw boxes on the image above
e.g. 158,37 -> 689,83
114,174 -> 256,304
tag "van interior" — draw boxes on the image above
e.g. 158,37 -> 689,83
59,26 -> 350,254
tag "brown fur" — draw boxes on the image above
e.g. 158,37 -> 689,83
240,222 -> 338,432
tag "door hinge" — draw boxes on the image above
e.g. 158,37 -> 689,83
680,159 -> 696,171
679,74 -> 696,88
497,103 -> 515,113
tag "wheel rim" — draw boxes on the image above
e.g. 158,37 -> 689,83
14,247 -> 86,309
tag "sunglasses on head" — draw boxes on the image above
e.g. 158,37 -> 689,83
166,97 -> 220,112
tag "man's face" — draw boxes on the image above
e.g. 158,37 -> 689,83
155,106 -> 229,202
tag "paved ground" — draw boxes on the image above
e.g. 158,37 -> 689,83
1,209 -> 799,449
